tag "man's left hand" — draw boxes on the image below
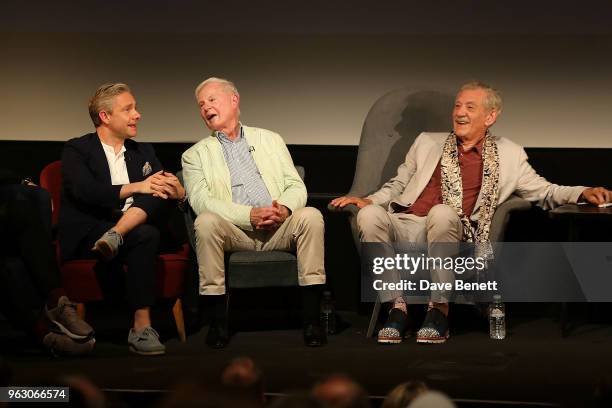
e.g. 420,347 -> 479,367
151,171 -> 186,200
272,200 -> 290,224
581,187 -> 612,205
257,201 -> 290,230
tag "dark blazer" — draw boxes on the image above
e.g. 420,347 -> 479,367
59,132 -> 163,261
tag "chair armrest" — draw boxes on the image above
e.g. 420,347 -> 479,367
490,195 -> 532,243
295,165 -> 305,181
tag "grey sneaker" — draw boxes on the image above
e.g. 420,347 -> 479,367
92,229 -> 123,261
128,327 -> 166,356
45,296 -> 94,340
42,332 -> 95,357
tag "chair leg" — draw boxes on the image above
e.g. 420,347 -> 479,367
172,298 -> 187,343
76,303 -> 86,321
366,296 -> 382,338
225,292 -> 230,331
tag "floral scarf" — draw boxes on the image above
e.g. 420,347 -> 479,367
440,131 -> 499,259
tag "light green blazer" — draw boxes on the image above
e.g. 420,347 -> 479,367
181,126 -> 307,231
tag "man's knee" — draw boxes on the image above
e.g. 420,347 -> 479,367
292,207 -> 323,229
194,211 -> 226,240
128,224 -> 161,246
426,204 -> 461,240
356,204 -> 388,233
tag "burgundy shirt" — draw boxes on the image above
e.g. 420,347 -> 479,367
407,139 -> 484,217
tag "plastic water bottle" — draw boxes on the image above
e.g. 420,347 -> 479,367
320,291 -> 336,335
489,294 -> 506,339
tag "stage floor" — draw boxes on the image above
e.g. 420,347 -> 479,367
2,309 -> 612,407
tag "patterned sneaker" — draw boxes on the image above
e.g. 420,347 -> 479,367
92,229 -> 123,261
416,308 -> 450,344
45,296 -> 94,340
128,327 -> 166,356
42,332 -> 95,357
377,308 -> 409,344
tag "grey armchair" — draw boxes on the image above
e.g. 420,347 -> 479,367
178,167 -> 305,325
326,87 -> 531,337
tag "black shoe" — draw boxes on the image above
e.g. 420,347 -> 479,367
206,324 -> 229,349
303,324 -> 327,347
377,308 -> 409,344
416,308 -> 449,344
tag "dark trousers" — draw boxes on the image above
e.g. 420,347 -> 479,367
70,195 -> 179,310
74,220 -> 161,311
0,185 -> 60,330
0,185 -> 60,298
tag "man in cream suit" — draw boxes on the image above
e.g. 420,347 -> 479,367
182,77 -> 326,348
331,81 -> 611,344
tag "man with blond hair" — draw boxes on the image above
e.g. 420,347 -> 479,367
331,81 -> 612,345
182,77 -> 326,348
60,83 -> 186,355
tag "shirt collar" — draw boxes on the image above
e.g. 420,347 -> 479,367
100,141 -> 126,157
216,124 -> 243,143
457,135 -> 485,155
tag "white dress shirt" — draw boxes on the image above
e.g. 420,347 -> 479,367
101,142 -> 133,212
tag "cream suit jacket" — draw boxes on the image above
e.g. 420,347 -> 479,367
182,126 -> 307,231
367,132 -> 586,222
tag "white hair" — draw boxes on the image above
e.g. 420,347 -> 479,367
459,80 -> 503,114
194,77 -> 239,100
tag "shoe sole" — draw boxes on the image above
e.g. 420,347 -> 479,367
92,241 -> 115,261
48,320 -> 93,340
377,337 -> 402,344
46,338 -> 96,357
129,346 -> 166,356
305,340 -> 327,347
416,332 -> 450,344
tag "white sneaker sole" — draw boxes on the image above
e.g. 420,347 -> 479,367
49,319 -> 92,340
129,346 -> 166,356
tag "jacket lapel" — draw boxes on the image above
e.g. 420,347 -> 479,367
243,126 -> 263,170
124,140 -> 144,182
409,140 -> 444,204
208,133 -> 232,197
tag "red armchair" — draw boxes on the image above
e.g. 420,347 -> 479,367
40,160 -> 187,342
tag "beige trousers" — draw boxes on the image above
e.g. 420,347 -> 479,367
356,204 -> 463,303
194,207 -> 326,295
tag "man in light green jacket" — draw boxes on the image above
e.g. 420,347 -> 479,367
182,77 -> 326,348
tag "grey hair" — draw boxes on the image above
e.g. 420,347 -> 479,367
194,77 -> 239,100
88,83 -> 132,127
459,81 -> 503,114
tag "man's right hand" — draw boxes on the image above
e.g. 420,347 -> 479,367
139,171 -> 165,195
120,171 -> 163,199
250,207 -> 282,229
329,196 -> 372,209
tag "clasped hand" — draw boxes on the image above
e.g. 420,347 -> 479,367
250,200 -> 290,230
143,171 -> 186,200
